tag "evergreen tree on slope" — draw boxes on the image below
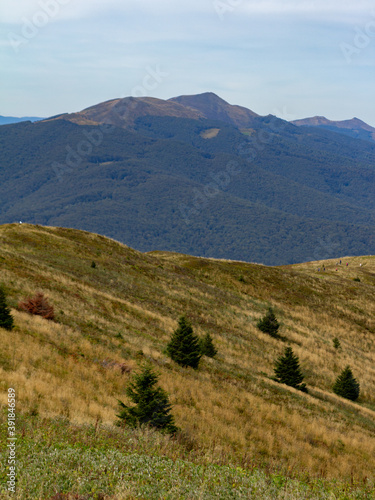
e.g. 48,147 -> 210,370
0,286 -> 14,331
116,365 -> 177,434
257,307 -> 280,337
273,346 -> 307,392
200,332 -> 218,358
166,316 -> 201,369
333,366 -> 360,401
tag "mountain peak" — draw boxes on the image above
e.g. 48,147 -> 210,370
169,92 -> 259,128
43,92 -> 259,130
0,115 -> 43,126
170,91 -> 227,103
291,115 -> 375,143
44,95 -> 206,128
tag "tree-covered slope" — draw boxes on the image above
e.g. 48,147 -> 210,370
292,116 -> 375,144
0,105 -> 374,264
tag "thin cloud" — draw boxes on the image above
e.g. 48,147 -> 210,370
1,0 -> 374,126
1,0 -> 373,25
240,0 -> 374,14
0,0 -> 209,24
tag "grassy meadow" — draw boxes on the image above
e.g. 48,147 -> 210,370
0,223 -> 374,498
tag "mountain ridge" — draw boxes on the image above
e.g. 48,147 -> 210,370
5,93 -> 375,143
291,115 -> 375,143
44,96 -> 206,129
42,92 -> 375,143
43,92 -> 262,130
0,115 -> 43,125
41,92 -> 259,129
1,93 -> 375,265
168,92 -> 259,128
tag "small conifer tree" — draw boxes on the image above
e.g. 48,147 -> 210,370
116,365 -> 177,434
257,307 -> 280,337
0,286 -> 14,331
333,337 -> 341,350
166,316 -> 202,369
333,366 -> 360,401
200,332 -> 217,358
273,346 -> 307,392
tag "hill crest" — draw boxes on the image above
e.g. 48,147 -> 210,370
168,92 -> 259,128
43,92 -> 260,129
291,115 -> 375,142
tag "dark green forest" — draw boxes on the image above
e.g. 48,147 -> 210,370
0,113 -> 374,265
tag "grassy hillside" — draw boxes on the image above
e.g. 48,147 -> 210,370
0,224 -> 375,498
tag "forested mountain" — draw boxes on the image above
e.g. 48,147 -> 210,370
291,115 -> 375,144
0,93 -> 374,265
0,115 -> 43,125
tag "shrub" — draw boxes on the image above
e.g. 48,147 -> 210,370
116,365 -> 178,434
257,307 -> 280,337
18,292 -> 55,320
273,346 -> 307,392
333,337 -> 341,350
199,332 -> 217,358
0,286 -> 14,330
333,366 -> 360,401
166,316 -> 201,369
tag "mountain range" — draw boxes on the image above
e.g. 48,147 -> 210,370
0,92 -> 374,265
45,92 -> 260,130
44,92 -> 375,144
0,115 -> 43,125
292,115 -> 375,144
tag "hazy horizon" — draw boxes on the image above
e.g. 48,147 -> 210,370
1,1 -> 375,126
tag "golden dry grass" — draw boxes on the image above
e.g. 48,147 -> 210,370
0,223 -> 375,482
200,128 -> 221,139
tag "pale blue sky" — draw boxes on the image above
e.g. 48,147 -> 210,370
1,0 -> 374,125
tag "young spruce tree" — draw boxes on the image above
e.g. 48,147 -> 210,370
116,365 -> 177,434
166,316 -> 201,369
199,332 -> 217,358
333,366 -> 360,401
257,307 -> 280,337
273,346 -> 307,392
0,286 -> 14,331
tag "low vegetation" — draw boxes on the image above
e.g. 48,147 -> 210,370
18,292 -> 55,320
0,223 -> 375,498
2,412 -> 373,499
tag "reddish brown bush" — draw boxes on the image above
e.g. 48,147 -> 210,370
18,292 -> 55,320
120,362 -> 132,375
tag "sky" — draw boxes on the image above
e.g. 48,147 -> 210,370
1,0 -> 375,125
